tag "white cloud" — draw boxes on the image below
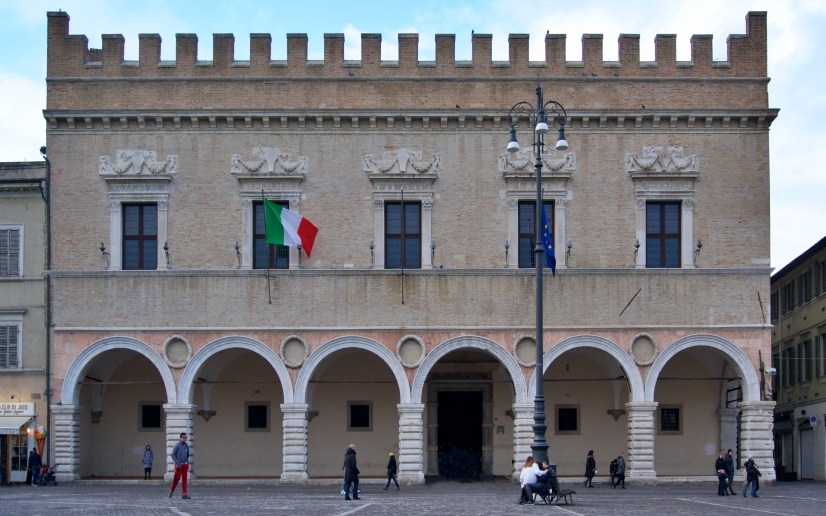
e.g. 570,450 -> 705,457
0,73 -> 46,162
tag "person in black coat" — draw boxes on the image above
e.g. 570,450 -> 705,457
741,456 -> 758,497
584,450 -> 596,488
28,449 -> 42,486
715,454 -> 728,496
343,444 -> 361,501
609,458 -> 619,487
384,452 -> 399,491
724,449 -> 736,495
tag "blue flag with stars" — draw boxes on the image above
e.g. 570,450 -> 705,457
541,204 -> 556,277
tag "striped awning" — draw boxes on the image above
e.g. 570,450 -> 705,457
0,416 -> 32,434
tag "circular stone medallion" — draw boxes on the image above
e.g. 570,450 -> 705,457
163,336 -> 192,368
280,335 -> 309,368
396,335 -> 426,368
629,333 -> 658,366
513,335 -> 537,367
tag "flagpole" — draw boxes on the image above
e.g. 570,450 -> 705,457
400,188 -> 405,305
262,189 -> 272,304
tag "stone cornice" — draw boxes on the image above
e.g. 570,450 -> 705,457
46,76 -> 773,84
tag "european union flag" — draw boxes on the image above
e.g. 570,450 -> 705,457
541,204 -> 556,277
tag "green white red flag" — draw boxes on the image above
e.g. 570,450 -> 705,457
264,200 -> 319,258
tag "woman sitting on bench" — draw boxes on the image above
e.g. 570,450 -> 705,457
519,456 -> 548,505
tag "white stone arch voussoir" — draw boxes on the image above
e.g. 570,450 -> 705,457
527,335 -> 645,403
62,336 -> 177,406
411,335 -> 529,405
294,335 -> 411,405
644,333 -> 760,403
178,335 -> 294,404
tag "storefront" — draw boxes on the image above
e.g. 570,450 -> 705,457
0,403 -> 35,484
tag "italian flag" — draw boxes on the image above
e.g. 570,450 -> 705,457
264,200 -> 319,258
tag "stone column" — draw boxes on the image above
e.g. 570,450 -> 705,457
164,404 -> 197,481
397,404 -> 425,484
51,405 -> 81,482
281,404 -> 309,483
626,402 -> 657,481
719,408 -> 739,456
512,403 -> 534,481
739,401 -> 776,481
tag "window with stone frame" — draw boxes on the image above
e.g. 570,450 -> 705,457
245,402 -> 270,432
658,405 -> 683,435
347,401 -> 372,431
252,201 -> 289,269
554,404 -> 580,435
815,262 -> 821,297
139,403 -> 163,431
797,342 -> 804,383
646,202 -> 681,268
803,339 -> 813,382
788,347 -> 796,385
771,291 -> 779,322
0,227 -> 21,277
0,324 -> 20,369
518,200 -> 554,268
385,202 -> 421,269
122,203 -> 157,270
815,336 -> 821,378
804,269 -> 812,303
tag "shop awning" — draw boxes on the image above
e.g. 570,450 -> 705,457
0,416 -> 32,434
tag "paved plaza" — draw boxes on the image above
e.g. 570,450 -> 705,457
0,480 -> 824,516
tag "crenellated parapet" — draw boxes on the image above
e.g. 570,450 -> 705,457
47,11 -> 767,79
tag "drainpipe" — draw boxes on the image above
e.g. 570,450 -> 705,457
40,147 -> 52,466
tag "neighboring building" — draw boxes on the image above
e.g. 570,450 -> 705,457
45,11 -> 777,483
770,235 -> 826,481
0,161 -> 48,483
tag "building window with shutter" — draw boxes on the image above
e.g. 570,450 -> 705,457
646,202 -> 681,268
518,201 -> 554,268
555,404 -> 580,435
658,405 -> 683,435
804,340 -> 813,382
123,204 -> 157,270
0,227 -> 22,277
798,276 -> 803,306
815,262 -> 821,297
818,335 -> 824,378
385,202 -> 421,269
804,270 -> 812,303
252,201 -> 289,269
0,324 -> 20,369
771,291 -> 778,322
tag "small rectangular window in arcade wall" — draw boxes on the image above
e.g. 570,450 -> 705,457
246,402 -> 270,431
555,405 -> 580,435
658,405 -> 683,435
348,401 -> 372,431
139,403 -> 163,431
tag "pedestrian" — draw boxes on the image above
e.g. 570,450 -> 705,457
609,457 -> 619,487
715,453 -> 728,496
741,455 -> 758,498
343,444 -> 361,501
384,452 -> 399,491
725,449 -> 736,495
753,464 -> 762,495
518,455 -> 547,505
614,452 -> 626,489
169,433 -> 191,499
142,444 -> 154,480
28,448 -> 42,486
584,450 -> 596,488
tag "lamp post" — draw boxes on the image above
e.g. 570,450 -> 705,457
505,83 -> 568,465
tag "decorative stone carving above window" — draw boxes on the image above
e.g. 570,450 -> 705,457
500,148 -> 575,269
99,149 -> 177,175
627,145 -> 700,268
362,148 -> 442,174
231,147 -> 308,175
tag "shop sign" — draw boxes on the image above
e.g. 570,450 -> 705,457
0,402 -> 35,416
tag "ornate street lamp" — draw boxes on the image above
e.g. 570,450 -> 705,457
505,83 -> 568,465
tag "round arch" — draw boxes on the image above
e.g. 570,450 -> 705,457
644,334 -> 760,402
294,335 -> 411,405
527,335 -> 645,403
178,336 -> 294,404
411,335 -> 529,405
61,336 -> 177,406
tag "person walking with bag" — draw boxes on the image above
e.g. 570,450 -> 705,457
384,452 -> 399,491
343,444 -> 361,501
584,450 -> 596,488
169,433 -> 191,499
142,444 -> 154,480
741,456 -> 758,498
725,449 -> 736,495
715,454 -> 728,496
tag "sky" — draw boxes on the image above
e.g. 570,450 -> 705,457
0,0 -> 823,272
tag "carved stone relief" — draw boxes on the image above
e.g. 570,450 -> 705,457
99,150 -> 178,175
231,147 -> 308,174
497,148 -> 576,173
625,146 -> 699,173
362,148 -> 442,174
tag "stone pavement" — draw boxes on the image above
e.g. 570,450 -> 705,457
0,480 -> 823,515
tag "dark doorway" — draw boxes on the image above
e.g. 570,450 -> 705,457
437,391 -> 483,479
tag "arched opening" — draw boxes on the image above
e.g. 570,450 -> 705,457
73,346 -> 172,478
304,348 -> 402,478
651,346 -> 745,476
540,347 -> 634,477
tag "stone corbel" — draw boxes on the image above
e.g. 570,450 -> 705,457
197,410 -> 216,422
607,409 -> 626,421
